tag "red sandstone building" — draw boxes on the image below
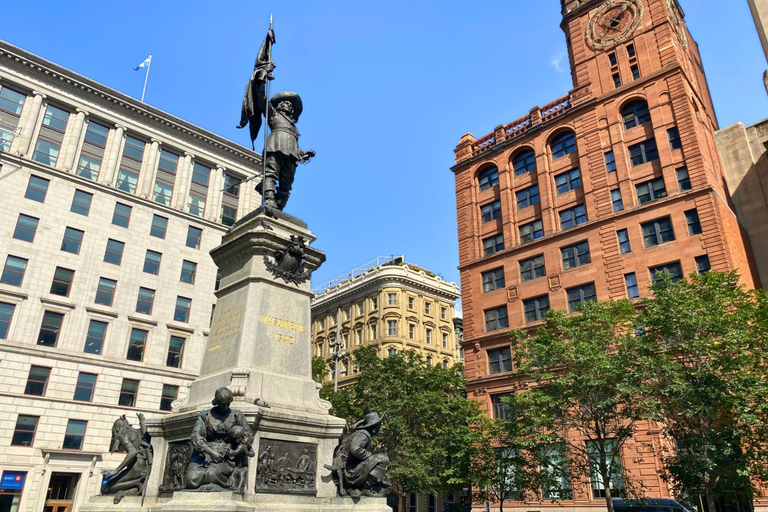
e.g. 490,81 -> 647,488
452,0 -> 758,510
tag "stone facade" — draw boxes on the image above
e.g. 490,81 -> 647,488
311,258 -> 460,387
452,1 -> 757,511
0,40 -> 261,512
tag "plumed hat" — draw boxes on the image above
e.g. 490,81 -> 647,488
353,412 -> 385,431
270,91 -> 303,121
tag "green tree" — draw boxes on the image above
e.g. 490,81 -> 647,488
312,355 -> 327,384
507,299 -> 656,512
639,271 -> 768,512
322,346 -> 485,510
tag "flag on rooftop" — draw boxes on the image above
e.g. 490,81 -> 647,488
133,55 -> 152,71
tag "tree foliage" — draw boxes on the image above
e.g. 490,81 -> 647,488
322,346 -> 485,505
638,271 -> 768,512
507,299 -> 657,512
312,355 -> 327,384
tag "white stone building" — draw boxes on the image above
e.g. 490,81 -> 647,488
0,40 -> 261,512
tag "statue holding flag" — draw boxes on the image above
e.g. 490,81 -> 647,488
237,17 -> 315,212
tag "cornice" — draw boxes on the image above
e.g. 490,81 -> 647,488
0,40 -> 262,169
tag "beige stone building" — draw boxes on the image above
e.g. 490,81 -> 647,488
0,40 -> 261,512
310,257 -> 460,387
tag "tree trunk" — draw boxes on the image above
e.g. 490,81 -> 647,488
499,497 -> 504,512
705,482 -> 717,512
603,472 -> 614,512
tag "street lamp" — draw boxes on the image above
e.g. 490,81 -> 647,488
329,307 -> 347,392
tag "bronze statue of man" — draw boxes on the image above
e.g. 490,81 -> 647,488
101,413 -> 153,504
261,91 -> 315,210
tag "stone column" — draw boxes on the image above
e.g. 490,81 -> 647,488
173,152 -> 193,210
60,108 -> 87,172
100,124 -> 125,186
12,90 -> 45,156
206,165 -> 224,223
140,138 -> 161,199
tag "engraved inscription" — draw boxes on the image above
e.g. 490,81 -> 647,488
260,315 -> 305,333
276,333 -> 295,345
208,305 -> 244,352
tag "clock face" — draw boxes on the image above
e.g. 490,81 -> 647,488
666,0 -> 688,47
586,0 -> 644,48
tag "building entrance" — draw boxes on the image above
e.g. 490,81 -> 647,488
43,473 -> 80,512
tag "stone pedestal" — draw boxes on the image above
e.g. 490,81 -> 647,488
82,208 -> 389,512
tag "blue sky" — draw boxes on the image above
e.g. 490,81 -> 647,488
6,1 -> 767,308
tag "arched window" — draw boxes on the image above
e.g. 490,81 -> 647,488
621,99 -> 651,129
550,131 -> 577,160
513,149 -> 536,176
477,165 -> 499,191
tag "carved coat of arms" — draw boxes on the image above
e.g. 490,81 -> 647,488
264,235 -> 312,285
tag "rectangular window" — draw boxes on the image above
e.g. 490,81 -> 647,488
650,262 -> 684,283
371,324 -> 377,338
425,302 -> 432,315
0,86 -> 25,114
136,287 -> 155,315
611,189 -> 624,212
559,204 -> 587,229
541,444 -> 572,500
567,283 -> 597,312
150,215 -> 168,239
604,151 -> 617,173
116,168 -> 139,194
192,162 -> 211,186
481,201 -> 502,223
636,177 -> 667,205
358,304 -> 364,315
587,439 -> 625,498
32,138 -> 62,166
84,120 -> 109,147
153,149 -> 178,206
488,347 -> 512,374
484,306 -> 509,332
613,73 -> 622,88
685,209 -> 702,235
371,297 -> 378,310
153,178 -> 174,206
482,267 -> 505,292
38,311 -> 64,347
483,234 -> 505,255
63,419 -> 87,450
555,168 -> 582,194
631,64 -> 641,80
158,148 -> 178,173
104,239 -> 125,265
95,277 -> 117,306
25,175 -> 49,203
143,250 -> 162,275
441,307 -> 447,320
166,336 -> 186,368
60,227 -> 84,254
187,192 -> 206,217
629,138 -> 659,166
118,379 -> 139,407
1,255 -> 28,286
561,240 -> 591,270
676,166 -> 692,191
186,226 -> 203,249
0,302 -> 15,339
127,328 -> 148,361
174,296 -> 192,323
520,254 -> 546,281
13,213 -> 39,242
524,295 -> 550,323
50,267 -> 75,297
24,366 -> 51,396
668,126 -> 682,150
84,320 -> 108,355
519,220 -> 544,242
608,53 -> 617,66
160,384 -> 179,411
112,203 -> 132,228
516,185 -> 540,209
180,260 -> 197,284
41,104 -> 69,131
617,229 -> 631,253
696,255 -> 711,274
625,273 -> 639,298
442,332 -> 448,347
224,174 -> 241,196
123,135 -> 145,161
73,373 -> 97,402
409,324 -> 415,339
408,297 -> 415,309
426,329 -> 433,344
76,153 -> 102,181
0,87 -> 26,151
626,43 -> 636,57
71,190 -> 93,216
387,320 -> 397,336
388,293 -> 397,305
221,206 -> 237,227
12,415 -> 39,447
642,216 -> 675,247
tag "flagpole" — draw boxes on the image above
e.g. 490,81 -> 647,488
140,54 -> 153,103
261,16 -> 273,209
